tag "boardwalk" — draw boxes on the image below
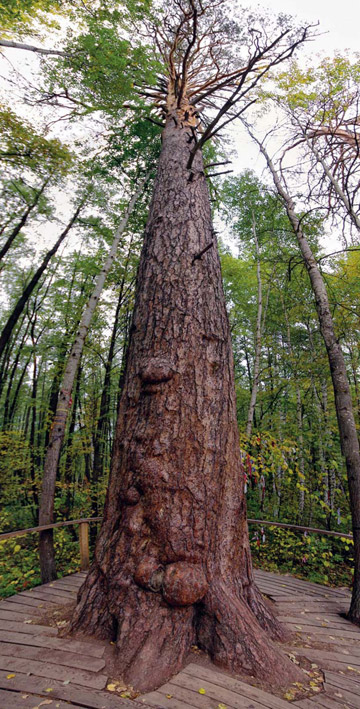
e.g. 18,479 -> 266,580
0,569 -> 359,708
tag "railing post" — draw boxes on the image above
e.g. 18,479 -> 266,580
79,522 -> 89,571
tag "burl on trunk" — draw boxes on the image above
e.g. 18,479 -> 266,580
71,112 -> 299,691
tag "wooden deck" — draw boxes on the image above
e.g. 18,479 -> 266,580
0,570 -> 359,708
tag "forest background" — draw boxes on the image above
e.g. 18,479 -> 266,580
0,0 -> 359,598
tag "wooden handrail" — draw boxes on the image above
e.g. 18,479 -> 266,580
248,518 -> 353,540
0,517 -> 102,541
0,517 -> 103,572
0,516 -> 352,542
0,516 -> 353,574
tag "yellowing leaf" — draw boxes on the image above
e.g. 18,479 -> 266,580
14,545 -> 21,552
6,674 -> 15,679
166,694 -> 173,699
283,689 -> 296,700
198,688 -> 206,694
44,689 -> 53,693
107,683 -> 117,692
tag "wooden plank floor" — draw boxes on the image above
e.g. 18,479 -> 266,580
0,569 -> 358,708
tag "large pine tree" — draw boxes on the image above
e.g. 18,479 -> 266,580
71,0 -> 312,691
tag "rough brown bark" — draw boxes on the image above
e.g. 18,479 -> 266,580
71,116 -> 302,692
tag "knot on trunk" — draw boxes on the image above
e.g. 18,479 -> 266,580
140,357 -> 175,386
162,562 -> 208,606
134,558 -> 164,592
123,486 -> 140,506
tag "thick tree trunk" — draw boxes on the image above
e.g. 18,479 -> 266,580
71,118 -> 301,692
254,133 -> 360,624
39,182 -> 146,583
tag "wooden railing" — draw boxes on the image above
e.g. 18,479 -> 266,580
0,517 -> 102,571
0,516 -> 353,574
247,519 -> 353,540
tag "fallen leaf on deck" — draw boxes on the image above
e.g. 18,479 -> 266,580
63,679 -> 70,685
6,674 -> 15,679
166,695 -> 172,699
198,688 -> 206,694
283,689 -> 296,700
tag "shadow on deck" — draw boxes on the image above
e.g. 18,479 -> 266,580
0,569 -> 358,708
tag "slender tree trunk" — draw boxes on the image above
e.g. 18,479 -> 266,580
71,117 -> 301,692
253,131 -> 360,623
29,329 -> 39,518
0,200 -> 85,360
282,302 -> 306,515
349,345 -> 360,424
246,214 -> 262,437
2,319 -> 31,428
7,355 -> 32,425
63,364 -> 82,521
0,180 -> 49,263
91,291 -> 122,534
91,237 -> 135,536
39,181 -> 146,583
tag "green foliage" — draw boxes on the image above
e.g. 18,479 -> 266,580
0,105 -> 74,176
250,526 -> 354,588
0,0 -> 63,34
275,54 -> 360,117
0,526 -> 80,598
43,4 -> 160,120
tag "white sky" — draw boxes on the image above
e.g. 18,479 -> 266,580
1,0 -> 359,256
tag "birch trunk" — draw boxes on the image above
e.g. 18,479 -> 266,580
254,132 -> 360,623
282,301 -> 306,515
246,214 -> 262,437
38,180 -> 147,583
